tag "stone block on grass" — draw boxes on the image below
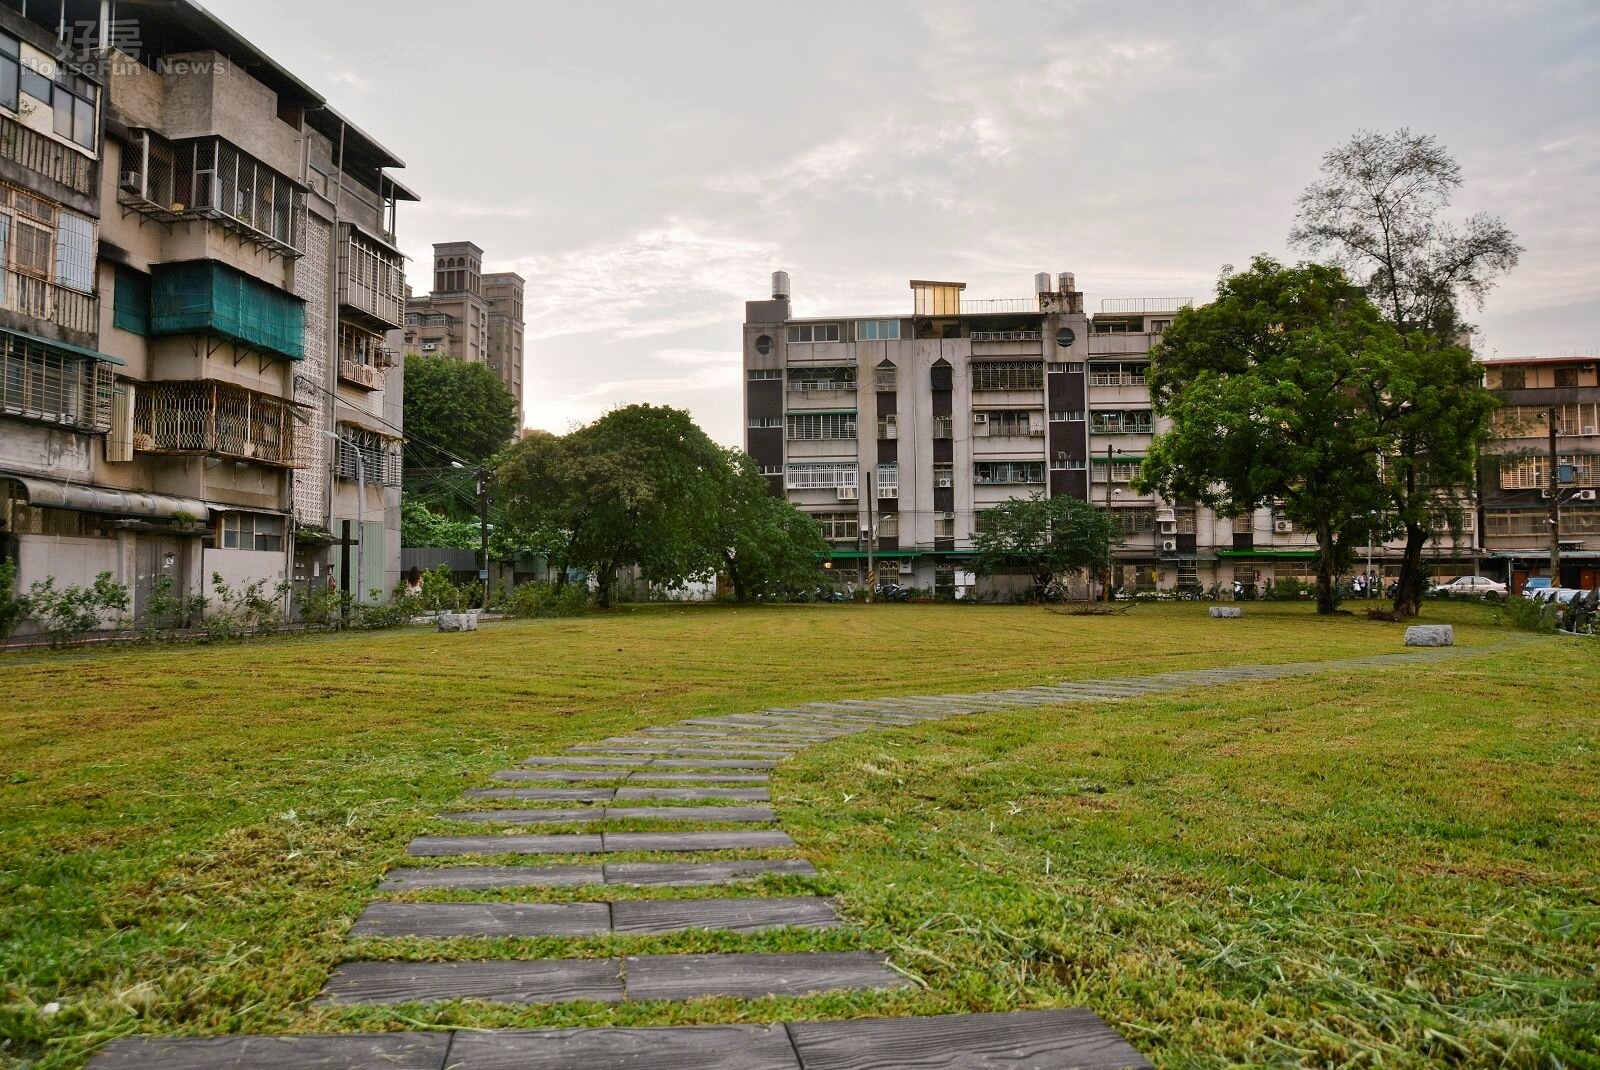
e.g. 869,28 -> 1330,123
438,611 -> 479,633
1404,624 -> 1453,647
1210,606 -> 1244,618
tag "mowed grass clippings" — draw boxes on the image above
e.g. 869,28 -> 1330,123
0,601 -> 1589,1068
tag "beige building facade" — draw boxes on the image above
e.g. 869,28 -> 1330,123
404,241 -> 525,427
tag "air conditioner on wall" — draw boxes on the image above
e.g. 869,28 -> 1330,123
942,511 -> 956,521
1161,539 -> 1178,552
1274,519 -> 1294,533
937,477 -> 953,488
1579,489 -> 1598,502
898,561 -> 915,574
1159,521 -> 1178,534
972,414 -> 988,424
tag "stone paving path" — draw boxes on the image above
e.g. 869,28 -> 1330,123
93,642 -> 1498,1068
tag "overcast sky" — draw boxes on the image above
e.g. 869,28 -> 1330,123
210,0 -> 1599,447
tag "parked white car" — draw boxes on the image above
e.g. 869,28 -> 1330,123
1435,576 -> 1508,598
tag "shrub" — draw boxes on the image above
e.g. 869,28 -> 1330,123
1499,594 -> 1557,634
0,560 -> 27,640
503,580 -> 590,618
23,572 -> 130,645
204,574 -> 289,641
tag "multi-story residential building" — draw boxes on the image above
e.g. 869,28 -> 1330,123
1480,353 -> 1600,590
0,0 -> 416,627
403,242 -> 525,427
744,271 -> 1478,597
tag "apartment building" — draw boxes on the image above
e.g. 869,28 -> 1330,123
0,0 -> 416,626
403,241 -> 525,427
744,271 -> 1477,597
1480,353 -> 1600,590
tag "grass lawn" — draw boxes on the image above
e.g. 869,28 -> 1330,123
1,601 -> 1596,1068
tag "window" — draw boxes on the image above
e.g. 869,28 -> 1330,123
1047,362 -> 1067,373
974,461 -> 1045,484
754,334 -> 774,355
1175,506 -> 1197,534
786,463 -> 858,490
818,512 -> 860,541
1088,362 -> 1148,387
747,368 -> 782,380
787,367 -> 855,392
934,463 -> 954,488
930,360 -> 953,391
932,414 -> 952,439
877,413 -> 897,439
786,412 -> 856,440
1066,362 -> 1084,373
971,361 -> 1043,391
877,513 -> 899,538
1050,410 -> 1085,422
1092,460 -> 1142,483
856,319 -> 901,341
1231,513 -> 1254,534
19,63 -> 50,104
875,362 -> 897,390
1499,368 -> 1526,390
1177,562 -> 1199,586
748,416 -> 781,429
1050,457 -> 1086,470
875,464 -> 899,497
52,210 -> 93,292
1486,507 -> 1600,537
934,514 -> 956,538
1090,410 -> 1154,434
113,265 -> 150,335
786,323 -> 841,343
0,35 -> 18,111
1151,320 -> 1171,333
1555,367 -> 1580,388
978,410 -> 1044,436
0,332 -> 113,431
220,513 -> 285,553
1500,454 -> 1597,490
1112,507 -> 1157,535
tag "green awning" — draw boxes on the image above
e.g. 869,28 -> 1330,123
1216,549 -> 1319,559
1,326 -> 125,365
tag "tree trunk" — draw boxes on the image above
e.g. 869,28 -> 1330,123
723,551 -> 747,603
1315,525 -> 1338,615
1392,522 -> 1429,618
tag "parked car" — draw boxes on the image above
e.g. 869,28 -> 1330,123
1435,576 -> 1508,598
1521,577 -> 1553,596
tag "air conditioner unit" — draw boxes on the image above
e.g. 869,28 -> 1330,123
1274,519 -> 1294,533
1540,489 -> 1551,499
1161,539 -> 1178,552
942,511 -> 956,521
898,561 -> 914,575
421,342 -> 438,352
880,486 -> 899,499
972,414 -> 988,424
1584,426 -> 1597,436
119,171 -> 143,193
836,486 -> 858,501
1578,489 -> 1598,502
936,477 -> 953,488
1159,521 -> 1178,534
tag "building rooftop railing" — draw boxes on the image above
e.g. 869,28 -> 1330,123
959,298 -> 1039,315
1099,298 -> 1193,314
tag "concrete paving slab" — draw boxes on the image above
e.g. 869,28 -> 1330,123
380,865 -> 603,891
319,959 -> 623,1006
610,896 -> 840,935
623,952 -> 908,1002
350,901 -> 611,939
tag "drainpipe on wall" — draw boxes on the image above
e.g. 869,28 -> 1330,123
325,120 -> 346,591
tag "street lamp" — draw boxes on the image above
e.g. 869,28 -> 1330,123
452,460 -> 492,608
324,430 -> 364,607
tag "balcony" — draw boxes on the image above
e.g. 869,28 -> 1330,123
1,270 -> 98,337
133,381 -> 303,468
150,261 -> 306,362
0,332 -> 114,433
338,225 -> 406,330
0,115 -> 95,196
337,324 -> 393,391
118,131 -> 305,259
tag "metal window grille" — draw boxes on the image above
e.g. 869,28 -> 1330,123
339,226 -> 405,327
818,513 -> 860,540
121,131 -> 304,256
0,334 -> 111,431
1090,410 -> 1154,434
335,425 -> 402,487
971,361 -> 1043,390
786,412 -> 857,439
133,380 -> 300,467
0,115 -> 94,194
785,463 -> 858,490
974,461 -> 1045,484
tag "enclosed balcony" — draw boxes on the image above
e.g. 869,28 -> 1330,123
0,331 -> 115,433
119,131 -> 306,259
133,380 -> 302,468
150,261 -> 306,362
336,323 -> 394,391
338,224 -> 405,330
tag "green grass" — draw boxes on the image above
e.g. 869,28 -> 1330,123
1,602 -> 1596,1068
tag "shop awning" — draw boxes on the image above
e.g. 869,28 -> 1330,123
3,474 -> 212,522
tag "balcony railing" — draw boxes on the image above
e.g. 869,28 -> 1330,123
119,131 -> 305,258
1099,298 -> 1193,314
970,330 -> 1041,342
0,115 -> 95,196
960,298 -> 1039,315
0,333 -> 113,432
1,270 -> 98,336
788,379 -> 857,393
133,380 -> 302,468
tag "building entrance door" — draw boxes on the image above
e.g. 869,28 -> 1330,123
133,534 -> 188,621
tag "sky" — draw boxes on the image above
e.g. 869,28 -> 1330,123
208,0 -> 1600,448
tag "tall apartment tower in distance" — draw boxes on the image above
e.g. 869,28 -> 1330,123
404,242 -> 525,427
744,271 -> 1476,599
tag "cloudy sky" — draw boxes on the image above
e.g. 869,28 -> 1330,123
210,0 -> 1599,447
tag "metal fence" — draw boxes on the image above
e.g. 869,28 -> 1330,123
134,380 -> 300,467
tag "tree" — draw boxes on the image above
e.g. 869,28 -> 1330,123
401,499 -> 479,549
497,405 -> 729,607
1291,129 -> 1520,615
402,354 -> 519,469
714,453 -> 828,602
972,493 -> 1120,599
1136,257 -> 1398,614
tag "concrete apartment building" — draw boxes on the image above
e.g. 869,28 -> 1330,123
744,271 -> 1477,597
0,0 -> 416,625
1480,353 -> 1600,589
404,241 -> 525,426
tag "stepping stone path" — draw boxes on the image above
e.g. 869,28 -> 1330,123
94,642 -> 1492,1067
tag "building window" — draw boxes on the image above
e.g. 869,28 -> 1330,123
974,461 -> 1045,485
747,368 -> 781,380
817,512 -> 859,541
760,464 -> 782,476
856,319 -> 900,341
1555,367 -> 1581,388
1499,454 -> 1597,490
1499,368 -> 1526,390
50,68 -> 97,150
0,332 -> 113,431
1090,410 -> 1154,434
877,413 -> 897,439
932,414 -> 952,439
1151,320 -> 1171,333
785,463 -> 858,490
335,425 -> 403,487
934,514 -> 956,538
220,512 -> 284,553
1485,507 -> 1599,537
934,463 -> 954,488
971,361 -> 1044,391
1175,506 -> 1197,534
0,35 -> 17,112
754,334 -> 774,355
1047,362 -> 1067,373
1177,562 -> 1199,586
875,463 -> 899,497
930,361 -> 953,391
1050,457 -> 1086,470
1066,362 -> 1085,374
977,410 -> 1044,437
877,513 -> 899,538
786,323 -> 841,343
748,416 -> 781,429
786,412 -> 856,440
1092,460 -> 1143,483
1050,410 -> 1085,422
1088,362 -> 1148,387
787,367 -> 855,392
875,361 -> 897,390
1112,507 -> 1157,535
1232,513 -> 1254,534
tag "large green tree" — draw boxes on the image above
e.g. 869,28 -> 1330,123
972,493 -> 1120,599
714,453 -> 829,602
402,354 -> 519,469
1291,129 -> 1519,616
1136,257 -> 1398,614
497,405 -> 728,607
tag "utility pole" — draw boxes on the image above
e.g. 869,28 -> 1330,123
478,467 -> 491,609
1547,406 -> 1561,584
865,469 -> 876,603
1103,443 -> 1119,602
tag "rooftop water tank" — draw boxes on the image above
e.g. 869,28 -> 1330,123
1034,272 -> 1053,294
771,271 -> 791,301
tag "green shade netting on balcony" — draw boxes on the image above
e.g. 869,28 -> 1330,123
150,261 -> 305,361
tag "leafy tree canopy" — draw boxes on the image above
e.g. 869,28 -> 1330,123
713,452 -> 829,602
972,492 -> 1120,597
402,355 -> 519,469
